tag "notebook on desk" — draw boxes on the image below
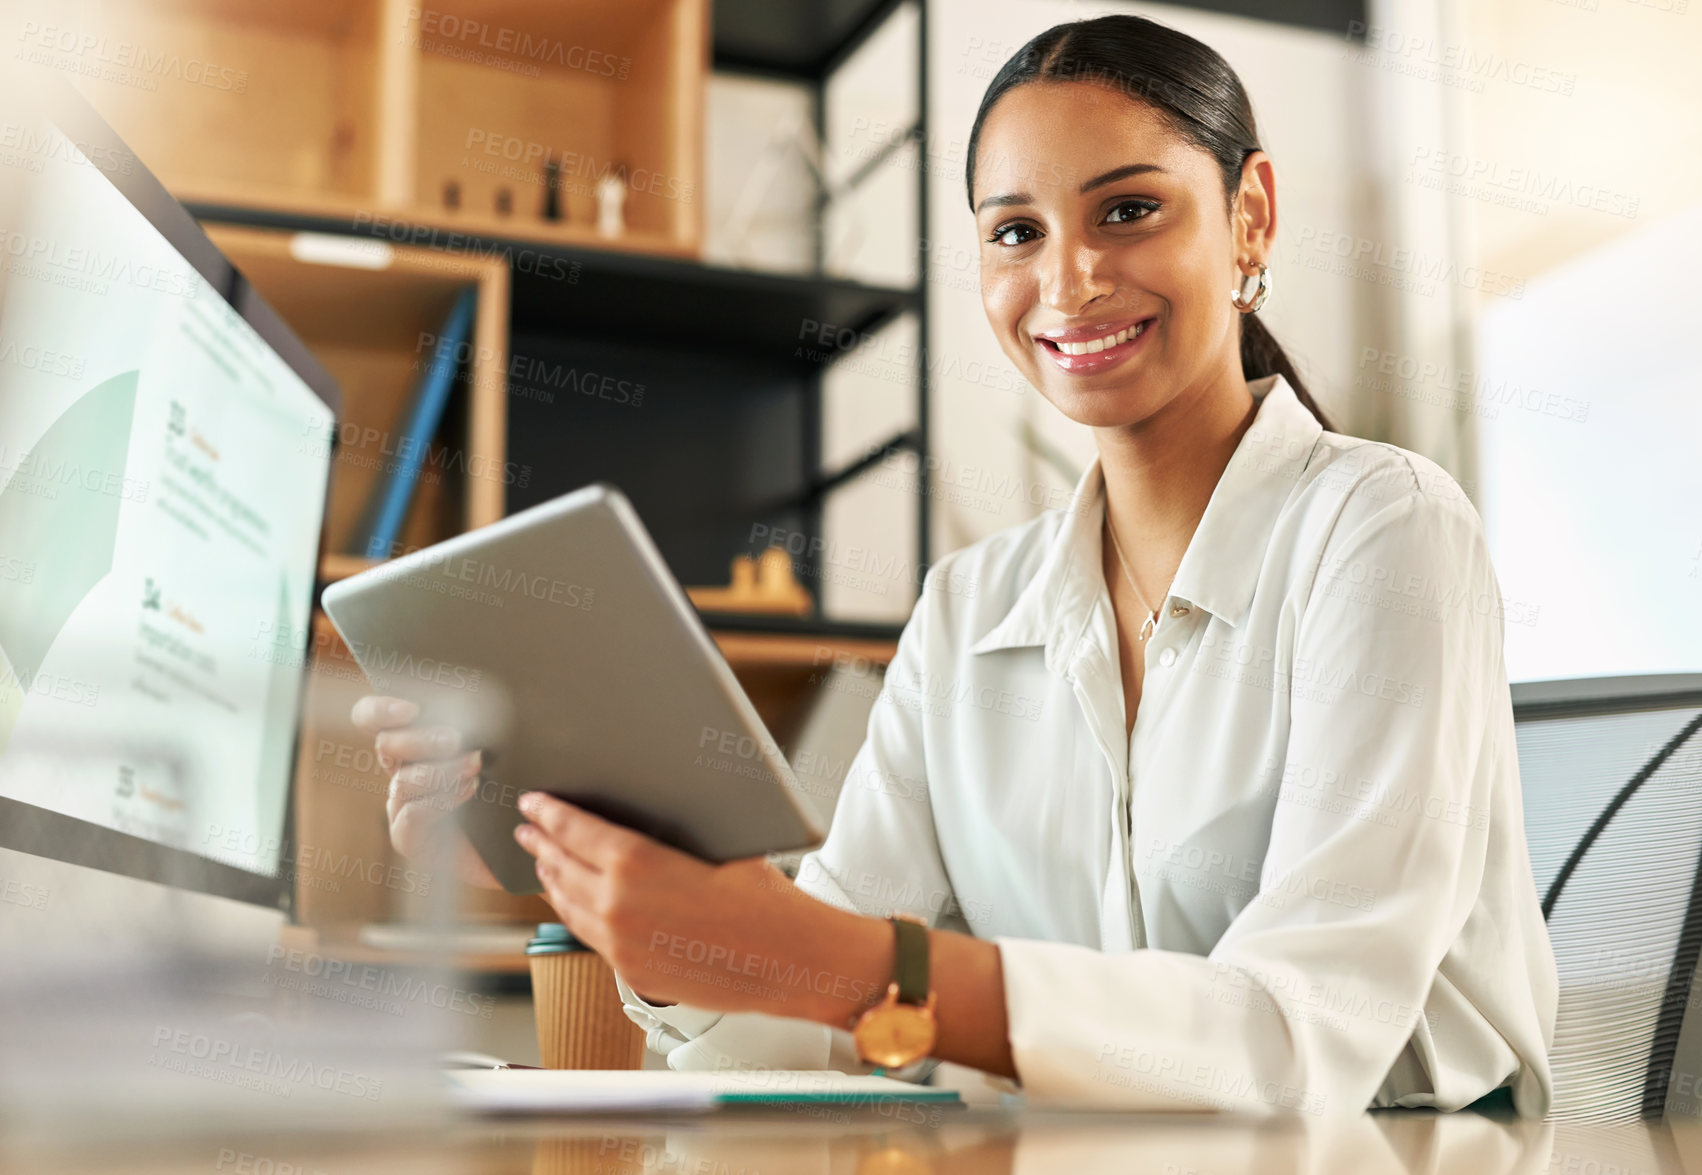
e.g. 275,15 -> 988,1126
446,1069 -> 963,1115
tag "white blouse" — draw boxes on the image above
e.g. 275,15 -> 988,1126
617,373 -> 1558,1115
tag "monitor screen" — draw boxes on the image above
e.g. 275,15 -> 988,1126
0,81 -> 337,906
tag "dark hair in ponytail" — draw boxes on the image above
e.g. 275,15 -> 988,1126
964,15 -> 1334,432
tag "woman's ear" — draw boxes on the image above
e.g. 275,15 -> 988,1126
1232,150 -> 1277,265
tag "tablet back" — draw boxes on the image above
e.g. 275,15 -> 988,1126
321,484 -> 826,894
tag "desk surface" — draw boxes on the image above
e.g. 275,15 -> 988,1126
9,1109 -> 1701,1174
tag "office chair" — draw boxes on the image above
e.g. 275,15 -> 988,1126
1514,675 -> 1702,1122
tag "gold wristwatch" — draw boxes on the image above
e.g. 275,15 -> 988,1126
851,914 -> 937,1069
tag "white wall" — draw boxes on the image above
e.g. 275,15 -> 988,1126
702,74 -> 817,273
819,3 -> 928,622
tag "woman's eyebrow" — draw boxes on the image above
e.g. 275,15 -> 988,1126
975,163 -> 1168,213
1081,163 -> 1165,191
974,192 -> 1031,214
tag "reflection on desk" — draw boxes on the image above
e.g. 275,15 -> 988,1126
10,1109 -> 1702,1175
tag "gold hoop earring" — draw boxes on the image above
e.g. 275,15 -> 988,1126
1231,262 -> 1270,314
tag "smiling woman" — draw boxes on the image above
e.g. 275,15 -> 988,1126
361,13 -> 1557,1117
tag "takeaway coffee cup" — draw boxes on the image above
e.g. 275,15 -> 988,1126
526,923 -> 645,1070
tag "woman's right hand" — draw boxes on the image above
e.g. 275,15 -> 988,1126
351,694 -> 504,890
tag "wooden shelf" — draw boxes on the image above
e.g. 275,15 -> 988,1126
379,206 -> 694,261
412,0 -> 704,252
206,224 -> 511,557
185,190 -> 697,260
713,630 -> 896,671
82,0 -> 706,260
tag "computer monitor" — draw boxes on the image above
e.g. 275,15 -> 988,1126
0,76 -> 338,916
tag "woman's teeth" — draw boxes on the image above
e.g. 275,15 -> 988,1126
1053,321 -> 1147,356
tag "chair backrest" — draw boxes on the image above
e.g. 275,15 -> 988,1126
1514,675 -> 1702,1122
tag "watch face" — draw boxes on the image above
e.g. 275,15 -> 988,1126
854,1004 -> 938,1069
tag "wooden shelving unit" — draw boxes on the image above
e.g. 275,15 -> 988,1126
203,224 -> 511,573
85,0 -> 706,258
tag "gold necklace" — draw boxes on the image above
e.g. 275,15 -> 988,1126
1104,513 -> 1161,643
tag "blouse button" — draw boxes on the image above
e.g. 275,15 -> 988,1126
1158,647 -> 1178,668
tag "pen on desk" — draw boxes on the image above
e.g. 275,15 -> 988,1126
439,1050 -> 543,1070
440,1061 -> 545,1070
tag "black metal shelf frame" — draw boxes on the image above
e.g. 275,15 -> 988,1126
716,0 -> 931,609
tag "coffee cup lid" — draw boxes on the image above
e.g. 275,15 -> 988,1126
525,922 -> 589,955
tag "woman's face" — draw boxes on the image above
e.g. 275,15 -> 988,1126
972,82 -> 1265,429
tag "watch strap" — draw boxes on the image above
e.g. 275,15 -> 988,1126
889,916 -> 929,1006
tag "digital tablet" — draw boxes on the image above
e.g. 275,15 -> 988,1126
320,484 -> 827,894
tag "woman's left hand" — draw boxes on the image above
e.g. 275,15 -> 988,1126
513,791 -> 887,1022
